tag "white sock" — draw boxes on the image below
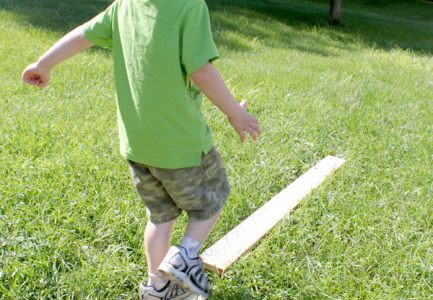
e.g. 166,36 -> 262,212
180,236 -> 202,259
148,272 -> 169,291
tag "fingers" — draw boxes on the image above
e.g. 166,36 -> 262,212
22,70 -> 28,83
238,129 -> 246,143
234,120 -> 261,143
238,122 -> 261,142
245,126 -> 257,140
30,77 -> 39,85
22,71 -> 34,84
250,122 -> 261,136
22,70 -> 38,85
22,67 -> 34,84
27,76 -> 37,85
230,100 -> 262,142
22,66 -> 49,87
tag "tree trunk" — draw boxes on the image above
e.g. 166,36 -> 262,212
330,0 -> 341,20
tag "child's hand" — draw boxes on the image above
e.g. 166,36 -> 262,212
22,63 -> 51,87
228,100 -> 261,143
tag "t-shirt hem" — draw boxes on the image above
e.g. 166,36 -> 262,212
122,150 -> 200,169
121,137 -> 214,169
202,136 -> 214,155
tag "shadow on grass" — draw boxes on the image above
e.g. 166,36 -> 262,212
0,0 -> 115,54
1,0 -> 432,55
209,3 -> 354,56
207,0 -> 433,55
0,0 -> 112,33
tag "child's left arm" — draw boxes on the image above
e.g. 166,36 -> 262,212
22,25 -> 94,87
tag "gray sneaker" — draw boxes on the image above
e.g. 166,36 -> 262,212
158,245 -> 211,298
139,281 -> 202,300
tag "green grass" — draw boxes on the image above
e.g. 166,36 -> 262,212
1,0 -> 433,298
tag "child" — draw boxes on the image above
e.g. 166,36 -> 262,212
22,0 -> 261,299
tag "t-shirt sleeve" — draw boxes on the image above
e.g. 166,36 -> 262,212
181,2 -> 219,75
83,2 -> 117,49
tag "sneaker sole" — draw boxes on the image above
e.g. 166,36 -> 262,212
158,262 -> 210,298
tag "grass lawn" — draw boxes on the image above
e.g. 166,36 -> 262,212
1,0 -> 433,298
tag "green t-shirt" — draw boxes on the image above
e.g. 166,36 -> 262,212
83,0 -> 219,168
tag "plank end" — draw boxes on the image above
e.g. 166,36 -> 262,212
204,262 -> 226,275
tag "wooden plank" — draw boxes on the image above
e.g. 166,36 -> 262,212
201,155 -> 346,275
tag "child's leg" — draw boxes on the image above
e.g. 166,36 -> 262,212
144,219 -> 175,291
184,207 -> 222,244
145,219 -> 175,274
127,159 -> 183,282
179,207 -> 223,259
158,210 -> 223,298
150,147 -> 229,297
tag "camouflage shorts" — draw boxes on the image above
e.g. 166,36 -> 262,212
127,146 -> 230,224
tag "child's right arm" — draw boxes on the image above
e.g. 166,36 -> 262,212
191,61 -> 262,143
22,25 -> 94,87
